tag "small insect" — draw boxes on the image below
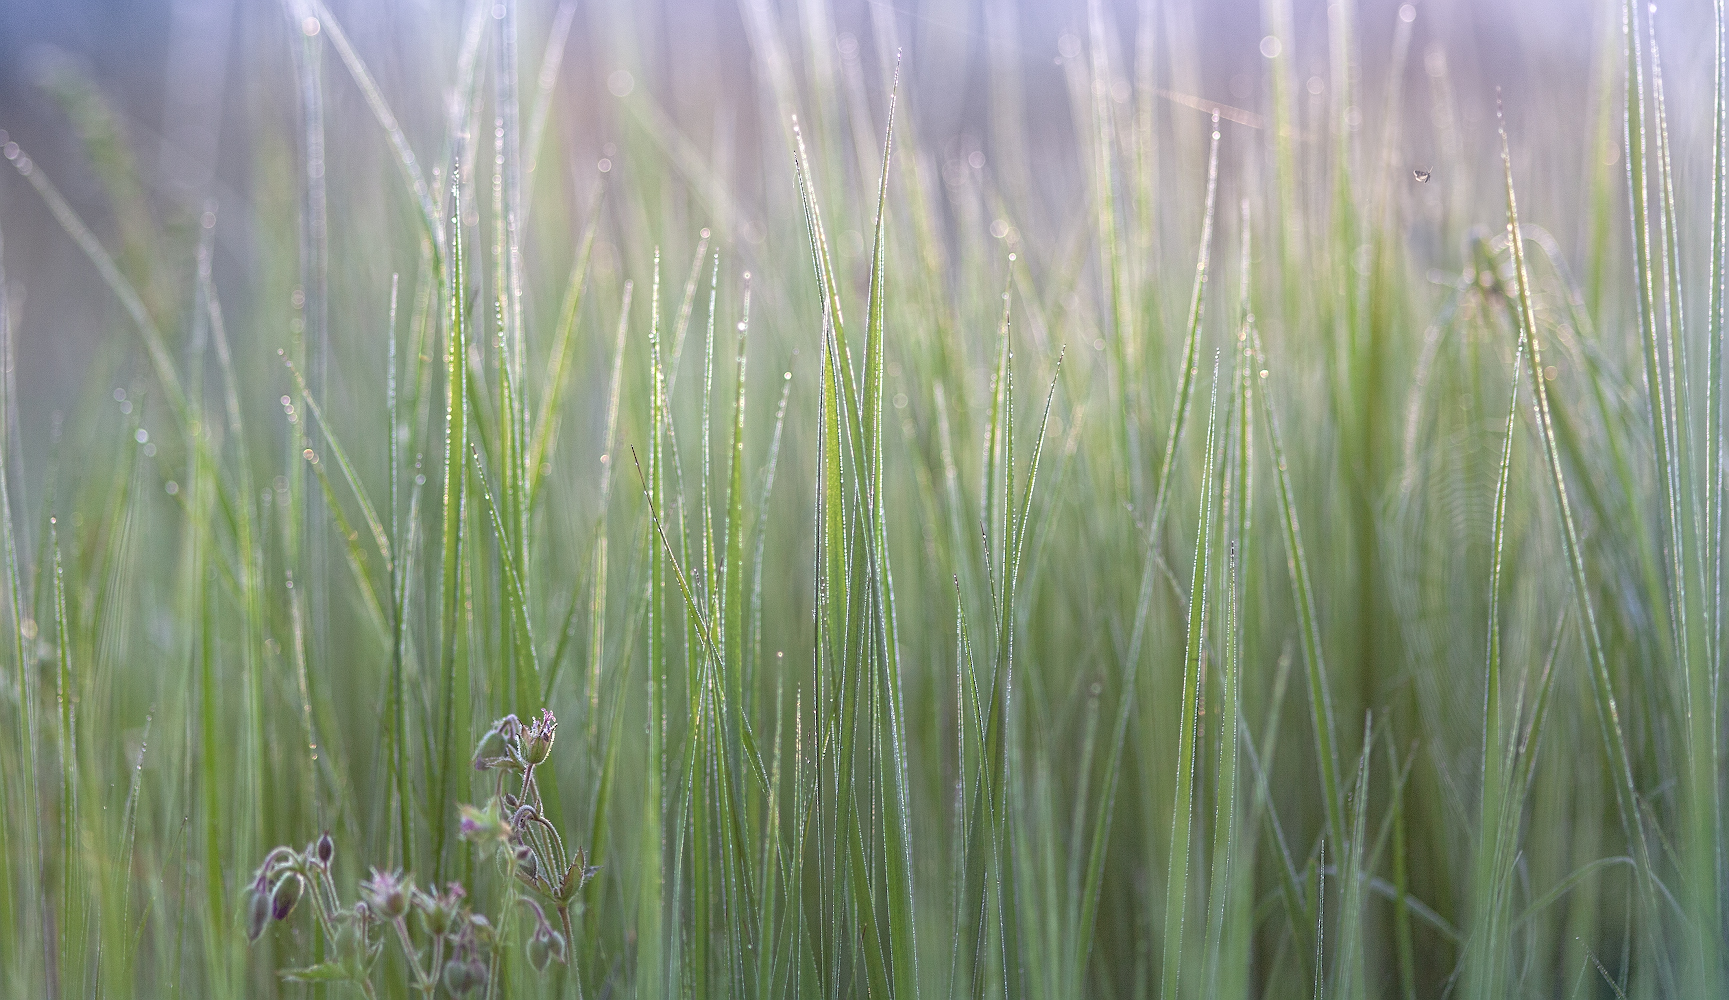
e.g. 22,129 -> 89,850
1413,168 -> 1432,183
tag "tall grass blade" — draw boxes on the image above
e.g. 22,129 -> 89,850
1249,323 -> 1346,845
435,175 -> 470,883
1503,100 -> 1661,960
1159,353 -> 1222,1000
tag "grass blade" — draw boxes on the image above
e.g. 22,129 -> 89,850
1159,352 -> 1222,1000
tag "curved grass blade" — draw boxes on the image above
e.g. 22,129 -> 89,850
283,358 -> 393,579
1249,323 -> 1347,846
527,204 -> 601,504
1502,100 -> 1661,958
4,145 -> 189,428
309,0 -> 440,247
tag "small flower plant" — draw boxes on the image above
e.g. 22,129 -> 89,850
244,710 -> 595,997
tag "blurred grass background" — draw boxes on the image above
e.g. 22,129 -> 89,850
0,0 -> 1723,997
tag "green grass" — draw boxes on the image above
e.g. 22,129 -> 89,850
0,0 -> 1724,996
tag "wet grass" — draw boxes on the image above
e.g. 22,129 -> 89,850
0,0 -> 1723,997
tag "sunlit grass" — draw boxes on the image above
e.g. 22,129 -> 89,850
0,0 -> 1723,997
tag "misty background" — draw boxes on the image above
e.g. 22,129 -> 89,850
0,0 -> 1693,484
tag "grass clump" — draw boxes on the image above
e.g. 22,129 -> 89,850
0,0 -> 1725,998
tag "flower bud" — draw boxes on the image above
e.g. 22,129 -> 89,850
245,884 -> 271,942
270,873 -> 303,921
527,931 -> 552,972
513,841 -> 539,881
527,926 -> 566,972
443,958 -> 478,995
314,831 -> 335,868
556,850 -> 600,902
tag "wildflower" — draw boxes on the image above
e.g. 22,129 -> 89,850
241,705 -> 593,995
413,881 -> 466,937
523,708 -> 556,765
361,868 -> 411,919
458,799 -> 510,845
